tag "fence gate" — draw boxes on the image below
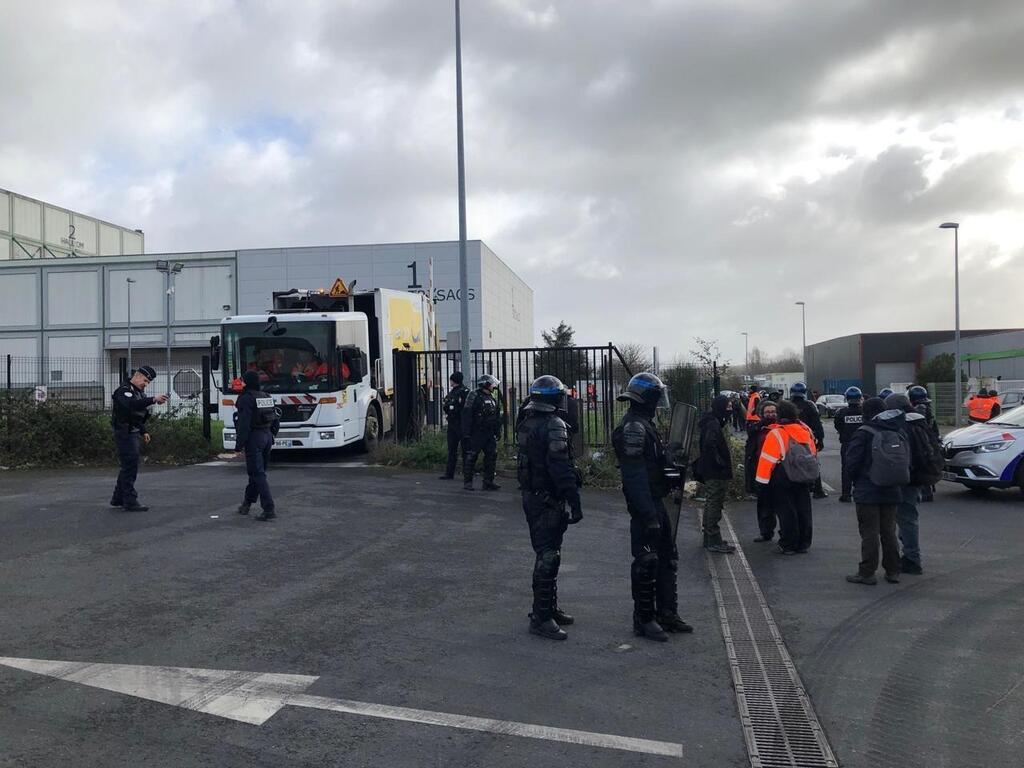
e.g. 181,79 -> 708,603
394,345 -> 635,449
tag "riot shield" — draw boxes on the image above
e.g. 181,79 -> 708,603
665,402 -> 699,542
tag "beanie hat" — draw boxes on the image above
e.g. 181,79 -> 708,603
242,370 -> 261,390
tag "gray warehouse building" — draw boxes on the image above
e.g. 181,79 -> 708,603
922,330 -> 1024,381
806,329 -> 1021,394
0,191 -> 534,402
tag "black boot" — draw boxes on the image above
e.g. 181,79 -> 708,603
463,480 -> 474,491
530,576 -> 567,640
529,616 -> 567,640
482,481 -> 501,491
703,532 -> 736,554
237,503 -> 251,515
656,613 -> 694,633
551,583 -> 574,625
633,616 -> 669,642
254,509 -> 276,521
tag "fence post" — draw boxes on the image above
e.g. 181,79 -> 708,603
5,354 -> 10,392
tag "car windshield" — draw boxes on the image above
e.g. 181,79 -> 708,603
223,320 -> 336,393
825,395 -> 845,403
986,404 -> 1024,428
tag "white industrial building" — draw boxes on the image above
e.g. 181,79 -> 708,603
0,193 -> 534,399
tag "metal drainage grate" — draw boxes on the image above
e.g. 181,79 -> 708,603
704,513 -> 839,768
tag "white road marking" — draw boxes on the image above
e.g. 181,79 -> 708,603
0,657 -> 683,758
822,481 -> 835,493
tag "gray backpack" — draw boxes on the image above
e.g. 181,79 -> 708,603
862,426 -> 911,487
781,435 -> 820,484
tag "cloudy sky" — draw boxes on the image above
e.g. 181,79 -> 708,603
2,0 -> 1023,364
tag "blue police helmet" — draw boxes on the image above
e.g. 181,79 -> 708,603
878,388 -> 894,399
789,381 -> 808,398
617,372 -> 670,410
528,375 -> 566,412
907,385 -> 929,404
844,386 -> 863,402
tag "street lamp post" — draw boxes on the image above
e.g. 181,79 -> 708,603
156,261 -> 184,410
795,301 -> 807,381
741,332 -> 749,380
940,222 -> 961,427
126,278 -> 136,375
454,0 -> 471,377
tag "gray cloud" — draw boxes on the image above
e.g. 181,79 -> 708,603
2,0 -> 1024,364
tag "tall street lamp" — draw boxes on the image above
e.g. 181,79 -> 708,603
740,332 -> 749,379
455,0 -> 471,376
795,301 -> 806,381
940,222 -> 961,427
126,277 -> 136,375
156,260 -> 184,410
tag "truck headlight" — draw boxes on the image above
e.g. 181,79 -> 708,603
974,440 -> 1012,453
319,431 -> 335,440
225,431 -> 235,440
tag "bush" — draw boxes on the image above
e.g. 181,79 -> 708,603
0,394 -> 219,468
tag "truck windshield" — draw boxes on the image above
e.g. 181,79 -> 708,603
223,321 -> 336,393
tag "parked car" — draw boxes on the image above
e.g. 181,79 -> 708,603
942,404 -> 1024,495
815,394 -> 846,417
999,390 -> 1024,410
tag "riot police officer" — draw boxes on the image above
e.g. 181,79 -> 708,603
908,385 -> 938,502
235,370 -> 281,521
613,372 -> 693,642
439,371 -> 470,480
110,365 -> 168,511
462,374 -> 502,491
833,386 -> 864,502
789,382 -> 827,498
517,375 -> 583,640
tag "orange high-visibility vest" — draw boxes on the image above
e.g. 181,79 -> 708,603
756,422 -> 817,484
746,392 -> 761,423
969,395 -> 998,422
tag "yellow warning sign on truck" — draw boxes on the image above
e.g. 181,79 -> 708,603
329,278 -> 348,298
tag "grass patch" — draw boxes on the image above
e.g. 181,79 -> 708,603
0,394 -> 221,469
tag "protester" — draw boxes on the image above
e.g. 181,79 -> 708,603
751,401 -> 779,542
843,397 -> 908,585
697,394 -> 736,554
755,400 -> 818,555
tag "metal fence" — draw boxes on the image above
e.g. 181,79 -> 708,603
3,353 -> 212,414
397,345 -> 638,449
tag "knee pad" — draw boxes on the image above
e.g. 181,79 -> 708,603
535,549 -> 561,580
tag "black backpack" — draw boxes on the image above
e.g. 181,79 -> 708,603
861,426 -> 911,487
906,416 -> 944,486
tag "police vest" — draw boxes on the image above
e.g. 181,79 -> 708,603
251,391 -> 280,428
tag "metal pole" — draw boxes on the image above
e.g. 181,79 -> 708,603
126,278 -> 134,375
165,271 -> 172,411
954,226 -> 961,428
801,305 -> 806,376
455,0 -> 471,377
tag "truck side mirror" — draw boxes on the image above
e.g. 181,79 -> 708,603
209,335 -> 221,370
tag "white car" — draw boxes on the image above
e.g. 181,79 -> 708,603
942,404 -> 1024,495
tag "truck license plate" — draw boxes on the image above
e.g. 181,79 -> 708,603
275,440 -> 293,448
941,471 -> 957,481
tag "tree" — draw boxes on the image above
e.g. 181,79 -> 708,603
689,337 -> 730,379
917,353 -> 955,383
535,321 -> 588,386
611,342 -> 652,388
541,321 -> 576,348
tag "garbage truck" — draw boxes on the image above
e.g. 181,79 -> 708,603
210,279 -> 436,452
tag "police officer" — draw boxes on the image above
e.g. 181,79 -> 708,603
613,372 -> 693,642
517,375 -> 583,640
439,371 -> 470,480
833,386 -> 864,503
908,385 -> 938,502
789,382 -> 827,499
463,374 -> 502,491
110,365 -> 168,511
235,369 -> 281,521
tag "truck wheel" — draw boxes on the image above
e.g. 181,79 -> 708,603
358,410 -> 380,454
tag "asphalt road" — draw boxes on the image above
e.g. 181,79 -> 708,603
0,458 -> 745,768
2,441 -> 1022,767
733,442 -> 1024,768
